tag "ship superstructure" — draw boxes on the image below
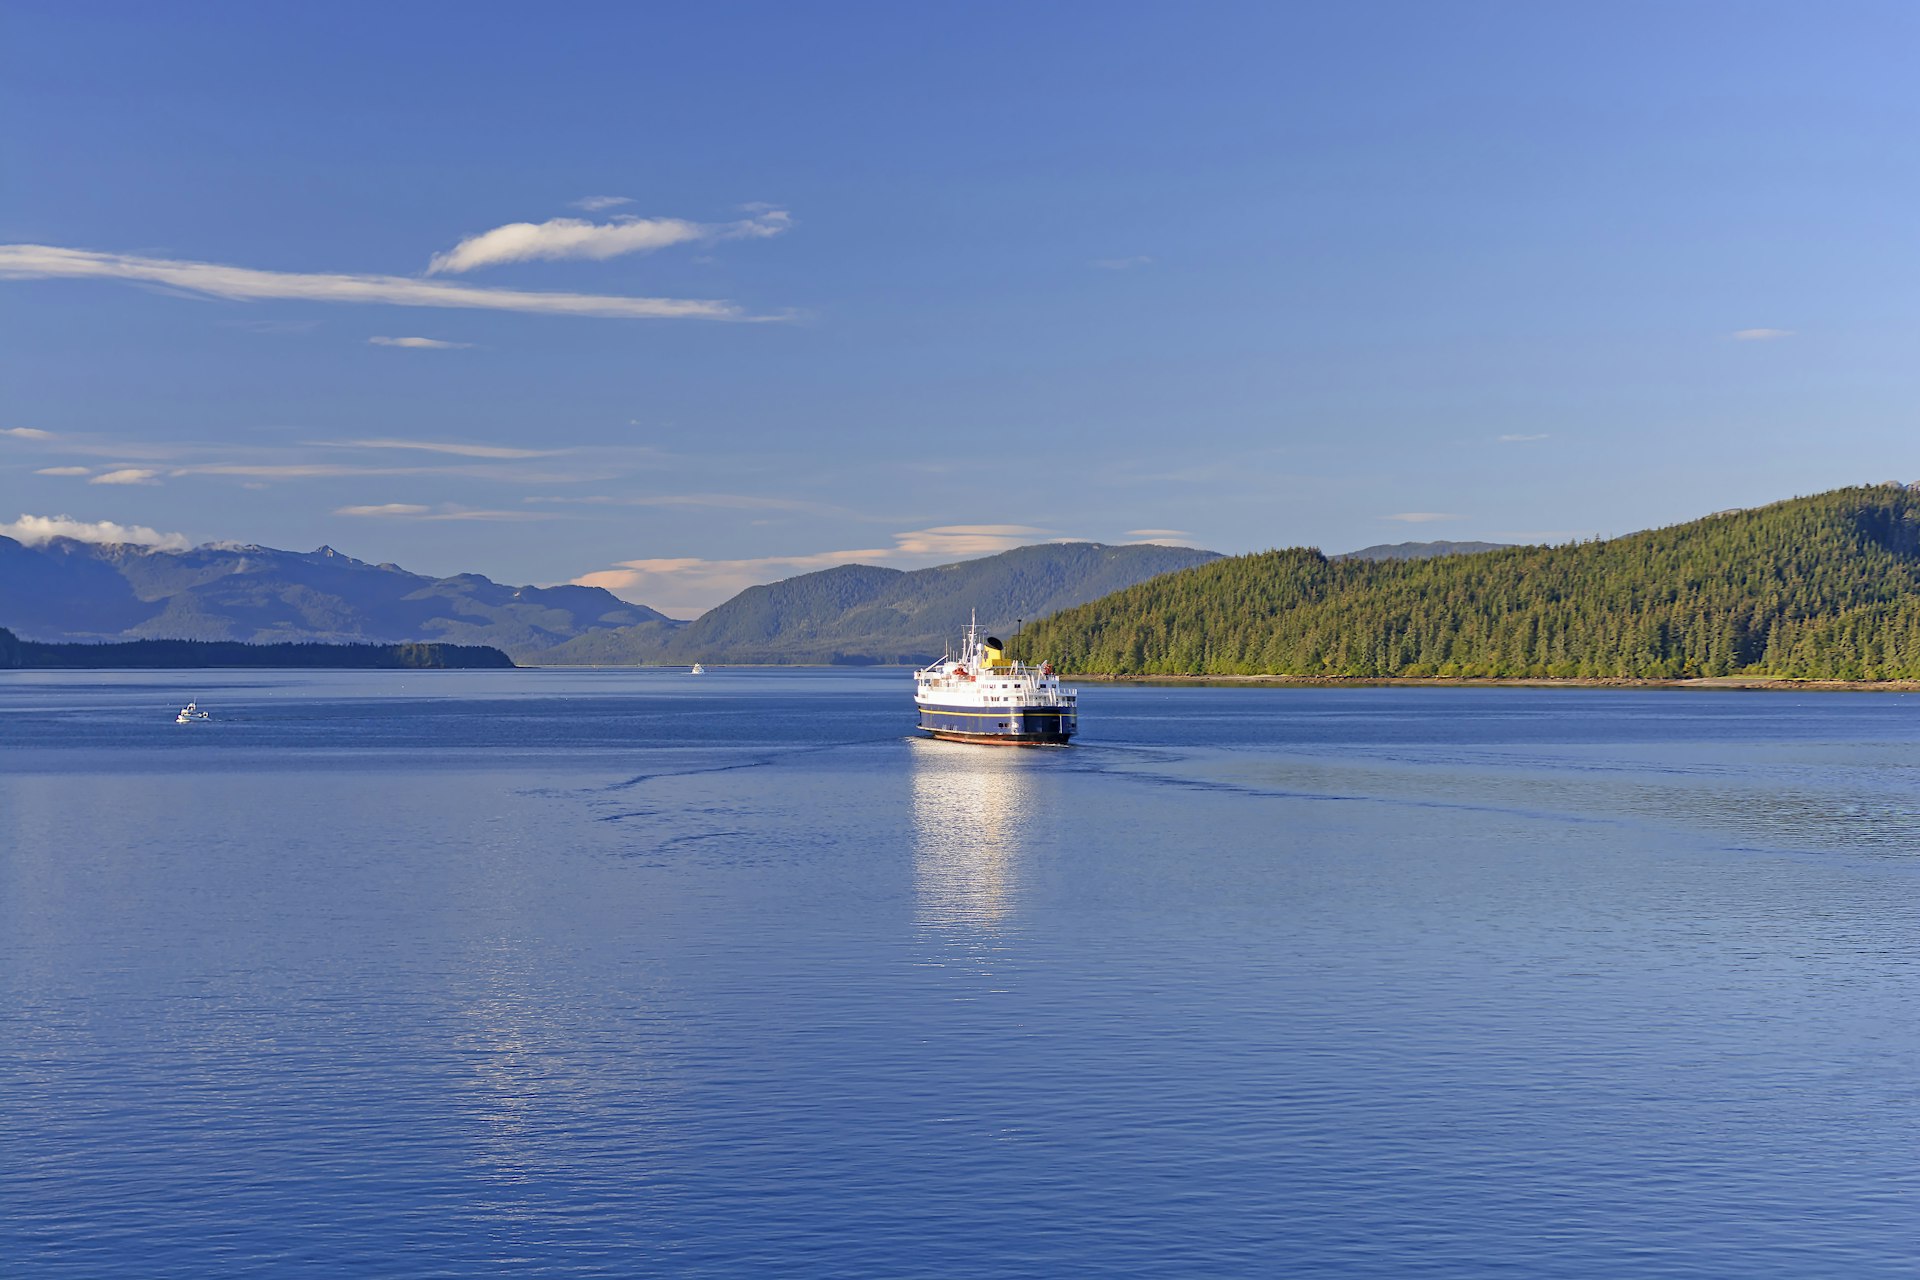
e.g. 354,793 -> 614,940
913,613 -> 1077,745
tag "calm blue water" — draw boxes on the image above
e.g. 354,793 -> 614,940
3,669 -> 1918,1277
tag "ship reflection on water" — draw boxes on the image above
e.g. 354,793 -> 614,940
909,737 -> 1037,932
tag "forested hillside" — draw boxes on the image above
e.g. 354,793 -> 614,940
1020,486 -> 1920,680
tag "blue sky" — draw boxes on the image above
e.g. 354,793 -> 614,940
3,2 -> 1917,615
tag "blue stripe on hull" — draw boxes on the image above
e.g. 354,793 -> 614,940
915,701 -> 1076,743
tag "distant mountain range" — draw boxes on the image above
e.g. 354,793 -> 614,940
0,537 -> 667,656
526,542 -> 1223,665
0,534 -> 1217,666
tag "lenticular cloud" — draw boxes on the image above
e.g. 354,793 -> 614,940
0,513 -> 191,551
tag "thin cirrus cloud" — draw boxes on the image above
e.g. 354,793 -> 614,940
9,426 -> 604,485
321,438 -> 563,460
334,503 -> 554,522
426,208 -> 790,275
1384,512 -> 1459,523
573,196 -> 635,212
167,462 -> 596,483
172,463 -> 443,479
2,426 -> 55,440
573,525 -> 1060,616
336,504 -> 431,517
1731,328 -> 1794,341
0,513 -> 191,550
369,336 -> 473,350
0,244 -> 760,320
890,525 -> 1055,557
523,492 -> 865,519
89,468 -> 162,486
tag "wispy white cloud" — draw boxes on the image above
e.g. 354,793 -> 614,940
6,425 -> 616,490
0,244 -> 758,320
638,493 -> 832,513
423,508 -> 556,522
335,503 -> 431,517
1125,528 -> 1191,540
427,208 -> 790,274
323,438 -> 562,459
2,426 -> 55,440
1,513 -> 190,550
892,525 -> 1054,557
1497,433 -> 1549,443
1731,327 -> 1794,341
5,433 -> 179,462
335,502 -> 553,522
1091,255 -> 1154,270
573,195 -> 635,212
1383,512 -> 1458,523
369,335 -> 473,349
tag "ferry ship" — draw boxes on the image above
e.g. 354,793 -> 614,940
914,614 -> 1077,745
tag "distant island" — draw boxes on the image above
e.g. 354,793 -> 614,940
0,628 -> 513,670
1021,485 -> 1920,683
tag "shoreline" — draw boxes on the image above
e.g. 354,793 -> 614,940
1062,673 -> 1920,692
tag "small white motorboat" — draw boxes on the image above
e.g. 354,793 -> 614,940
690,663 -> 707,675
175,701 -> 211,724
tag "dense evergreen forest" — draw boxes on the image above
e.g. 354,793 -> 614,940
1019,486 -> 1920,680
0,628 -> 513,670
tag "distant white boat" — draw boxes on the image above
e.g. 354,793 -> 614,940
690,663 -> 707,675
175,701 -> 210,724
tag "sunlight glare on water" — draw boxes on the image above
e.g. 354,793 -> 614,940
912,738 -> 1032,932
